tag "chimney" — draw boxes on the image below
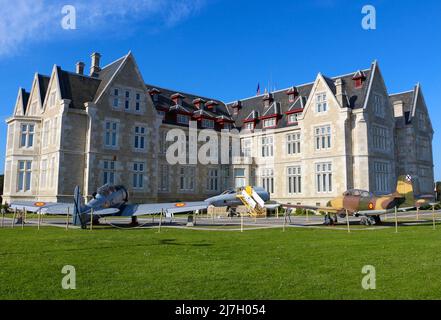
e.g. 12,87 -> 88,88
76,61 -> 85,75
393,100 -> 404,118
171,93 -> 185,105
90,52 -> 101,77
193,98 -> 206,109
334,78 -> 347,108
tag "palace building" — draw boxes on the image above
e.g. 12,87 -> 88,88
2,52 -> 435,206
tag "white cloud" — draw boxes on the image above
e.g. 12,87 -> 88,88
0,0 -> 206,57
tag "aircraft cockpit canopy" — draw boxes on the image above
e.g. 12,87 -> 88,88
343,189 -> 372,198
97,184 -> 121,197
221,188 -> 236,195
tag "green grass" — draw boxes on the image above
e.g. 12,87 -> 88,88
1,225 -> 441,300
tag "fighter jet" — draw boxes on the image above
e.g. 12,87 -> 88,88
9,184 -> 270,229
284,175 -> 438,226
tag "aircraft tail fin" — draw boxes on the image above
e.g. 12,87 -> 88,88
73,186 -> 83,226
396,175 -> 415,206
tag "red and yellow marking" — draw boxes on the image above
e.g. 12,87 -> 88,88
175,203 -> 186,207
34,202 -> 46,207
368,202 -> 374,210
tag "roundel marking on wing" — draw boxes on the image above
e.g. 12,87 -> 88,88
175,203 -> 186,207
368,203 -> 374,210
34,202 -> 46,207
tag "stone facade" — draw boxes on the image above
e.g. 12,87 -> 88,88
2,53 -> 435,206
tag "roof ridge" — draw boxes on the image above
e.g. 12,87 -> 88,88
227,68 -> 372,104
145,83 -> 223,104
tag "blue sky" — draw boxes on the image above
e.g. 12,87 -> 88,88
0,0 -> 440,180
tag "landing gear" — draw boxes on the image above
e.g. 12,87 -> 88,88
324,214 -> 337,226
359,215 -> 381,226
130,216 -> 139,227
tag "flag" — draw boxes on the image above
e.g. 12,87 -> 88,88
256,83 -> 260,96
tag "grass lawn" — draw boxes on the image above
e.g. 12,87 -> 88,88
1,224 -> 441,300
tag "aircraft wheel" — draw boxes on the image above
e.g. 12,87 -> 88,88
360,216 -> 369,226
373,215 -> 381,225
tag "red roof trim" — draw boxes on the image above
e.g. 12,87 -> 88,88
285,108 -> 303,115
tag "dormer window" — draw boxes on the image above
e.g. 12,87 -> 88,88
231,101 -> 242,115
287,87 -> 298,103
206,101 -> 218,112
263,117 -> 277,129
171,93 -> 185,106
244,122 -> 254,130
352,71 -> 367,89
263,93 -> 272,108
114,88 -> 119,96
193,98 -> 206,109
288,113 -> 299,125
149,88 -> 161,103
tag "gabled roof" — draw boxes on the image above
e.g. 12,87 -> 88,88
37,74 -> 50,105
56,67 -> 101,109
15,88 -> 30,115
226,64 -> 374,130
93,55 -> 127,103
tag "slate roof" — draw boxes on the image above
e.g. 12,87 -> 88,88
145,83 -> 233,126
18,88 -> 30,114
226,66 -> 373,130
36,74 -> 50,104
389,90 -> 415,125
56,67 -> 101,109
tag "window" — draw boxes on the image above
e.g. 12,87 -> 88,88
261,135 -> 274,157
202,119 -> 214,129
40,159 -> 47,189
288,113 -> 299,124
158,165 -> 169,192
261,168 -> 274,194
50,117 -> 58,145
241,138 -> 252,157
125,91 -> 130,98
114,88 -> 119,96
286,133 -> 301,155
49,92 -> 56,108
224,123 -> 232,130
316,162 -> 332,193
221,165 -> 230,190
207,168 -> 219,192
20,124 -> 34,148
177,114 -> 190,125
418,112 -> 427,131
159,131 -> 168,154
373,94 -> 385,118
417,138 -> 430,161
42,120 -> 49,147
7,123 -> 14,150
263,117 -> 276,128
135,93 -> 141,111
105,121 -> 118,147
17,160 -> 32,192
315,125 -> 331,150
124,90 -> 130,110
179,166 -> 195,191
374,161 -> 390,193
134,126 -> 146,150
113,98 -> 119,108
234,168 -> 246,188
287,166 -> 301,194
288,94 -> 295,103
49,156 -> 56,188
132,162 -> 144,189
244,122 -> 254,130
316,93 -> 327,113
103,161 -> 116,185
372,125 -> 389,151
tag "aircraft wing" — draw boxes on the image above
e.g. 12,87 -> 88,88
120,201 -> 209,217
358,207 -> 416,216
282,204 -> 341,213
9,201 -> 74,214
